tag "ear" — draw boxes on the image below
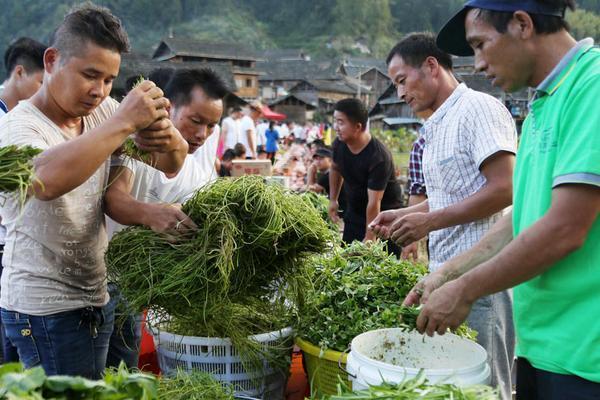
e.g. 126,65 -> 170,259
13,65 -> 25,79
510,10 -> 535,40
44,48 -> 59,73
424,56 -> 440,78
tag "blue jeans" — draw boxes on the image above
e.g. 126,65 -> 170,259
517,358 -> 600,400
106,283 -> 142,369
1,305 -> 114,379
0,246 -> 19,363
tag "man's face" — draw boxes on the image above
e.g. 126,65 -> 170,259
333,110 -> 361,142
16,68 -> 43,100
388,54 -> 437,113
233,110 -> 242,119
170,86 -> 223,154
313,155 -> 331,171
47,42 -> 120,117
465,9 -> 532,92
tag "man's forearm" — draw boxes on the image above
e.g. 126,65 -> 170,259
150,138 -> 188,176
428,182 -> 511,232
329,167 -> 343,201
437,211 -> 513,281
460,186 -> 598,301
247,131 -> 256,157
364,200 -> 381,240
32,118 -> 133,201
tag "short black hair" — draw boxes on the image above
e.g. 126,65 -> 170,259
51,3 -> 130,59
4,37 -> 47,75
164,68 -> 229,106
222,148 -> 236,161
148,67 -> 175,91
473,0 -> 575,35
233,143 -> 246,157
387,32 -> 453,70
231,106 -> 242,113
334,98 -> 368,129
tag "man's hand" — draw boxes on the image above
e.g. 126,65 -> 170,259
145,203 -> 197,236
390,212 -> 435,246
400,241 -> 419,261
403,270 -> 447,306
134,118 -> 188,154
415,278 -> 474,336
113,81 -> 170,133
368,209 -> 404,239
328,200 -> 340,223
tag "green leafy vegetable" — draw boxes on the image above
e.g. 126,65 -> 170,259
0,145 -> 42,205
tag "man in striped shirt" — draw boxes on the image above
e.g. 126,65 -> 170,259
370,32 -> 517,399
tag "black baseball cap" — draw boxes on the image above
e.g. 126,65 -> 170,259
314,147 -> 332,158
436,0 -> 566,56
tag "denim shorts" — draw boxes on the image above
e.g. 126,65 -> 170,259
1,304 -> 114,379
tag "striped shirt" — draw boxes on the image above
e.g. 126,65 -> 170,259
422,83 -> 517,271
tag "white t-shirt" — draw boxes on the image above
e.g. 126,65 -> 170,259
278,123 -> 290,138
293,125 -> 306,140
0,105 -> 7,245
256,121 -> 268,147
221,116 -> 240,150
107,126 -> 220,239
239,115 -> 256,157
192,125 -> 220,184
0,98 -> 118,315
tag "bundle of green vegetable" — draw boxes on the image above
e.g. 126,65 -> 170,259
0,362 -> 157,399
158,370 -> 235,400
296,241 -> 474,353
309,370 -> 498,399
106,176 -> 332,370
0,145 -> 42,204
120,76 -> 152,164
300,192 -> 338,231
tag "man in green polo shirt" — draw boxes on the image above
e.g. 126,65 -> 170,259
401,0 -> 600,398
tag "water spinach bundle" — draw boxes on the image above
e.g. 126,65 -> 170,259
0,145 -> 42,204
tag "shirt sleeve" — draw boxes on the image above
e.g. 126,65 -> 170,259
553,74 -> 600,187
465,94 -> 517,169
0,116 -> 50,151
408,137 -> 426,196
367,145 -> 393,192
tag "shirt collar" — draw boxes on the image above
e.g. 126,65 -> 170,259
423,82 -> 468,132
536,38 -> 594,96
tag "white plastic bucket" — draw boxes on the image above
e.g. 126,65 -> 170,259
346,328 -> 490,390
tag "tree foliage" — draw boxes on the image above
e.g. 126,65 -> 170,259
0,0 -> 598,79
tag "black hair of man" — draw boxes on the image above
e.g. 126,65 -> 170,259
4,37 -> 47,75
164,68 -> 229,107
148,67 -> 175,91
473,0 -> 575,35
231,106 -> 242,113
386,32 -> 453,70
222,148 -> 236,161
50,2 -> 130,60
233,143 -> 246,158
312,138 -> 325,148
334,98 -> 368,129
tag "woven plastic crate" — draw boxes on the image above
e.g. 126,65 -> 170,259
153,327 -> 293,400
295,337 -> 352,396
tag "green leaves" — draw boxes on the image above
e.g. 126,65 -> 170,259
0,362 -> 158,399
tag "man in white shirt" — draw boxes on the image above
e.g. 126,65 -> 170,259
238,101 -> 263,158
371,33 -> 517,399
0,36 -> 47,364
0,4 -> 187,379
220,106 -> 242,151
256,119 -> 268,152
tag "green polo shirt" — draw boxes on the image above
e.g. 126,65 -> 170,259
513,40 -> 600,381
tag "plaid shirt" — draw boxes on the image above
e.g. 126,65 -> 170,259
422,84 -> 517,271
408,134 -> 426,196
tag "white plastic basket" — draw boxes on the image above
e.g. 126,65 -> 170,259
153,327 -> 293,400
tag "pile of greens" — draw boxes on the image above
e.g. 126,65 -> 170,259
0,145 -> 42,204
296,241 -> 474,353
0,362 -> 157,399
106,176 -> 332,370
300,192 -> 338,231
310,370 -> 498,399
157,369 -> 234,400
